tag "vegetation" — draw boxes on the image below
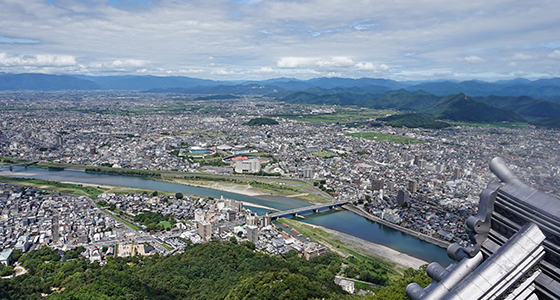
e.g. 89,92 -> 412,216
134,211 -> 176,232
243,117 -> 279,126
0,243 -> 352,300
85,167 -> 162,178
110,213 -> 140,231
0,176 -> 104,197
312,152 -> 336,158
378,113 -> 450,129
530,116 -> 560,129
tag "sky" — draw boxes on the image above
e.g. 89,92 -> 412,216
1,0 -> 560,81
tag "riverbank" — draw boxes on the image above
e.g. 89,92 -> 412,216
279,217 -> 427,272
344,205 -> 451,249
167,178 -> 268,197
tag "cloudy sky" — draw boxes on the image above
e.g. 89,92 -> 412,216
1,0 -> 560,81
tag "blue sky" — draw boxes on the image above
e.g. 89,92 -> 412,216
0,0 -> 559,81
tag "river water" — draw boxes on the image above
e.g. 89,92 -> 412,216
0,166 -> 451,265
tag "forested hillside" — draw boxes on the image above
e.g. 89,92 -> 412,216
0,242 -> 430,300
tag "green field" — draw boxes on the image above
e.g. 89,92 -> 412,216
159,242 -> 173,251
347,132 -> 425,144
159,221 -> 172,230
108,213 -> 140,231
311,151 -> 336,158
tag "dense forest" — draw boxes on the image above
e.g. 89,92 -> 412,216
243,117 -> 279,126
0,242 -> 430,300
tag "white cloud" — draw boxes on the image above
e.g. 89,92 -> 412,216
213,69 -> 235,75
277,57 -> 316,68
355,62 -> 390,72
277,57 -> 354,69
548,50 -> 560,59
464,56 -> 485,63
0,0 -> 559,80
111,59 -> 147,68
258,67 -> 274,73
512,53 -> 534,61
178,69 -> 204,74
0,52 -> 76,67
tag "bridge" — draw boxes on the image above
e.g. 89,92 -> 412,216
3,161 -> 40,170
266,200 -> 349,220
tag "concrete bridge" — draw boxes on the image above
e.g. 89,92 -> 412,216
267,200 -> 349,220
4,161 -> 40,170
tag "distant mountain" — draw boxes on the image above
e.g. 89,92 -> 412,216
406,80 -> 502,97
80,75 -> 220,90
362,89 -> 440,111
277,90 -> 531,123
2,72 -> 560,101
406,78 -> 560,99
378,113 -> 450,129
530,116 -> 560,129
434,94 -> 526,123
0,73 -> 100,90
474,95 -> 560,118
280,91 -> 374,106
493,85 -> 560,100
147,84 -> 284,95
305,77 -> 407,89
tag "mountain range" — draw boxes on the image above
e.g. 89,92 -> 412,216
2,73 -> 560,99
2,72 -> 560,127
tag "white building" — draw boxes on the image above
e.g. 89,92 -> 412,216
234,159 -> 261,173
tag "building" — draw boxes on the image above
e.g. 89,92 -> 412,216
227,211 -> 236,222
246,216 -> 258,226
302,167 -> 313,178
397,190 -> 409,205
334,276 -> 355,294
234,159 -> 261,173
262,213 -> 271,227
194,209 -> 205,222
198,220 -> 212,241
303,242 -> 328,260
371,179 -> 383,191
14,236 -> 31,252
453,168 -> 461,179
0,249 -> 13,266
246,225 -> 259,243
407,180 -> 417,194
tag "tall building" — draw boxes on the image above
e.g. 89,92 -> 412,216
262,213 -> 271,227
397,190 -> 409,205
246,216 -> 258,226
386,181 -> 395,191
371,179 -> 383,191
302,167 -> 313,178
407,180 -> 417,194
198,220 -> 212,241
227,211 -> 236,222
194,209 -> 205,223
246,225 -> 259,243
453,168 -> 461,179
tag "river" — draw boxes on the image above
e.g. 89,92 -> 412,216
0,166 -> 451,265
